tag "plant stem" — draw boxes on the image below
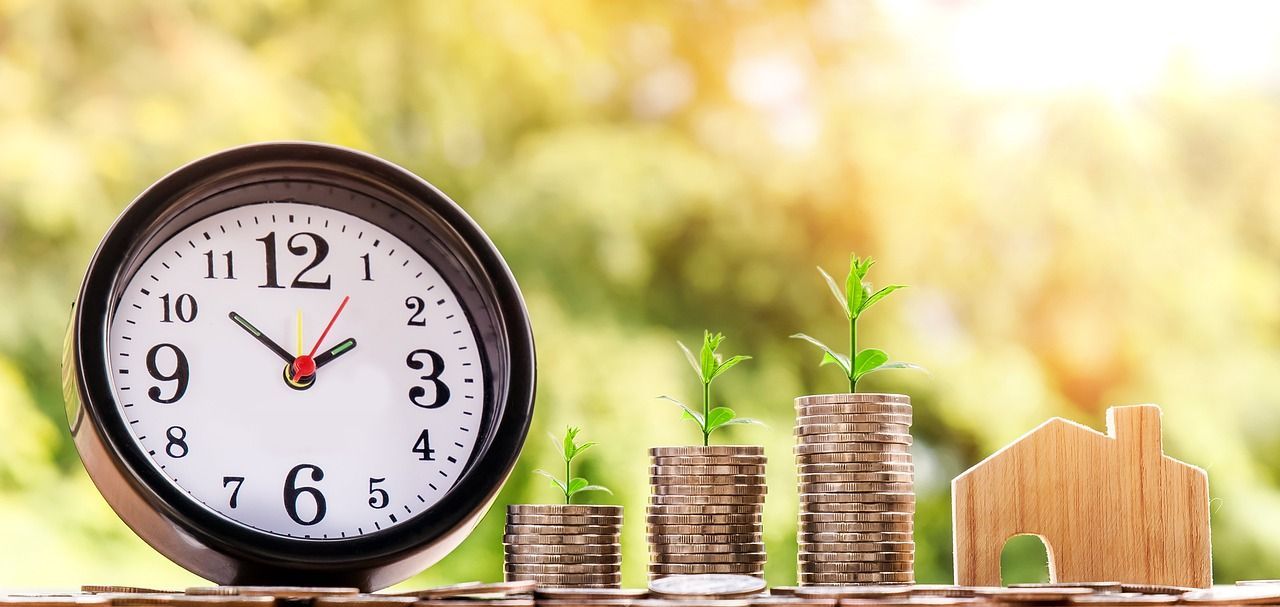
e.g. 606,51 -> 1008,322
564,458 -> 572,504
702,380 -> 711,446
849,312 -> 858,393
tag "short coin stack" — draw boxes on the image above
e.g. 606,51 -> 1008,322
647,445 -> 767,579
503,504 -> 623,588
795,393 -> 914,585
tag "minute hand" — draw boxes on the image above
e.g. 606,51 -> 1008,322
228,311 -> 294,364
313,338 -> 357,369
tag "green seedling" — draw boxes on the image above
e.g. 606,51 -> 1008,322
534,425 -> 611,504
791,253 -> 925,392
660,330 -> 763,446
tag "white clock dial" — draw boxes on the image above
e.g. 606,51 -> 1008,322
107,201 -> 485,539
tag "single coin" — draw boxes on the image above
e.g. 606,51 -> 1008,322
1011,582 -> 1123,592
169,598 -> 275,607
648,542 -> 766,554
650,474 -> 766,486
798,471 -> 913,484
508,504 -> 623,516
504,543 -> 622,555
506,572 -> 621,584
650,552 -> 768,564
798,551 -> 914,563
1238,581 -> 1280,586
796,413 -> 912,426
973,588 -> 1094,602
0,599 -> 110,607
413,600 -> 534,607
801,491 -> 914,503
652,456 -> 767,466
797,463 -> 914,474
747,598 -> 838,607
798,561 -> 914,573
798,531 -> 913,543
648,574 -> 767,599
799,541 -> 914,552
651,484 -> 768,496
188,588 -> 357,599
799,512 -> 913,523
909,585 -> 978,598
802,482 -> 914,494
798,522 -> 913,534
647,522 -> 761,534
803,501 -> 916,513
649,564 -> 765,575
631,601 -> 751,607
82,588 -> 177,596
796,452 -> 913,465
1119,584 -> 1195,595
1070,594 -> 1180,605
502,533 -> 618,545
795,442 -> 911,455
648,494 -> 765,505
504,524 -> 620,536
650,446 -> 764,457
795,393 -> 910,405
646,514 -> 762,525
647,533 -> 761,544
1180,587 -> 1280,605
792,586 -> 913,599
503,553 -> 621,564
651,465 -> 766,476
504,563 -> 621,574
312,597 -> 416,607
795,404 -> 911,416
795,423 -> 911,435
533,589 -> 648,600
647,504 -> 762,515
507,514 -> 623,526
797,572 -> 914,584
796,432 -> 912,445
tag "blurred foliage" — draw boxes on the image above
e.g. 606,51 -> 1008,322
2,0 -> 1280,590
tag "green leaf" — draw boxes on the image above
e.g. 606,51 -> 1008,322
566,477 -> 589,495
676,340 -> 701,378
699,331 -> 725,383
534,469 -> 568,496
860,361 -> 929,376
846,255 -> 874,315
791,333 -> 852,378
659,395 -> 705,427
709,354 -> 751,382
561,426 -> 580,462
861,284 -> 906,313
723,417 -> 766,427
569,441 -> 597,462
853,348 -> 890,379
817,266 -> 850,319
571,484 -> 613,497
705,406 -> 736,433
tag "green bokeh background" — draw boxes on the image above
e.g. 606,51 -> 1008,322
2,0 -> 1279,590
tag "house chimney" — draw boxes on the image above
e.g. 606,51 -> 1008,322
1106,404 -> 1163,459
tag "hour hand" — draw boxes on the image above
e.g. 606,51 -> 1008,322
228,311 -> 294,364
313,338 -> 357,370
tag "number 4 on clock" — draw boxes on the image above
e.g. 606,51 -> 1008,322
413,430 -> 435,461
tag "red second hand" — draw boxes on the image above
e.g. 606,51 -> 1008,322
293,295 -> 350,382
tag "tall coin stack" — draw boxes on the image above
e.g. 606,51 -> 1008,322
795,394 -> 914,585
647,445 -> 767,579
504,504 -> 623,588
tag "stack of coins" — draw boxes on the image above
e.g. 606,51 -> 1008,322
795,393 -> 914,585
647,445 -> 767,578
503,504 -> 623,588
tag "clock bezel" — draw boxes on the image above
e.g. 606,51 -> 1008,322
65,142 -> 536,589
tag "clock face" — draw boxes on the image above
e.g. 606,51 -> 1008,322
107,200 -> 486,539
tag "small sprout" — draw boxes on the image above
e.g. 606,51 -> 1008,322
660,330 -> 764,446
791,253 -> 926,392
534,425 -> 611,504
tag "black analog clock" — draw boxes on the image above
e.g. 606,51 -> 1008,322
62,142 -> 536,590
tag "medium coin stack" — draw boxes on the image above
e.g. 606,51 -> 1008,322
795,393 -> 914,585
503,504 -> 623,588
647,445 -> 767,579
